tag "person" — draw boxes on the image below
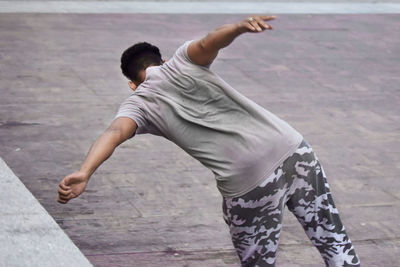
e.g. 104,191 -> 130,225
57,15 -> 361,267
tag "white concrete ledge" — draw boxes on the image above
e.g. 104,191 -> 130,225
0,158 -> 92,267
0,1 -> 400,14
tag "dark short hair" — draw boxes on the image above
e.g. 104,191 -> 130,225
120,42 -> 162,81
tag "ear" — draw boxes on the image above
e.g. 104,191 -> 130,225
162,59 -> 167,63
128,81 -> 137,91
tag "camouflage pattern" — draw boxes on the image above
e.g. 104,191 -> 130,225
222,140 -> 361,267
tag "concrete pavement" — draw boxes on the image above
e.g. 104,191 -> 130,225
0,158 -> 92,267
0,4 -> 399,267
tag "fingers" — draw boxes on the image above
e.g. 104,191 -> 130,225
245,15 -> 276,32
248,18 -> 263,32
254,17 -> 271,31
259,15 -> 275,30
260,15 -> 276,21
57,184 -> 73,204
59,177 -> 70,190
57,193 -> 71,204
57,195 -> 70,204
58,186 -> 71,197
57,176 -> 73,204
57,191 -> 75,204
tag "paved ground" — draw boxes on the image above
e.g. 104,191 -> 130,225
0,9 -> 399,267
0,158 -> 92,267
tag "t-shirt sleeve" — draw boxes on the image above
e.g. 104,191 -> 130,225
174,40 -> 211,69
115,94 -> 148,134
179,40 -> 194,64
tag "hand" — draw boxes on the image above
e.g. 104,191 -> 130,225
57,171 -> 89,204
238,15 -> 276,33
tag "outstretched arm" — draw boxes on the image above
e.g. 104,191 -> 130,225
188,15 -> 276,66
57,117 -> 137,204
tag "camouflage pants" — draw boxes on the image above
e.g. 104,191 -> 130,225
222,140 -> 361,267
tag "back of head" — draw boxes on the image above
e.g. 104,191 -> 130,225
121,42 -> 162,82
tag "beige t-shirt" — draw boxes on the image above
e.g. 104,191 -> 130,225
116,41 -> 303,197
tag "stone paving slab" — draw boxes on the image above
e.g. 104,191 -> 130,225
0,158 -> 93,267
0,13 -> 399,266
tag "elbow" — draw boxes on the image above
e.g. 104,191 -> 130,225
199,38 -> 209,53
104,128 -> 127,147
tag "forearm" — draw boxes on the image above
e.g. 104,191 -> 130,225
200,23 -> 243,52
188,15 -> 275,66
79,130 -> 121,178
57,118 -> 135,204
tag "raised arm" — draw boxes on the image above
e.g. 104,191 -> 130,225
57,117 -> 137,204
187,15 -> 276,66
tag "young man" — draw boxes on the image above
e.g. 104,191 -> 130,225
58,15 -> 361,267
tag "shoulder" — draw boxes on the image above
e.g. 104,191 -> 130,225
167,40 -> 211,71
122,92 -> 144,103
174,40 -> 194,62
172,40 -> 204,67
116,93 -> 148,129
118,93 -> 148,114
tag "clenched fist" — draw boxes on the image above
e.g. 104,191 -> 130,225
57,171 -> 89,204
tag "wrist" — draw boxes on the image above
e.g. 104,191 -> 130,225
78,168 -> 92,181
235,22 -> 247,34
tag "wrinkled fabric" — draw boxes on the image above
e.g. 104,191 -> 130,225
116,41 -> 303,197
